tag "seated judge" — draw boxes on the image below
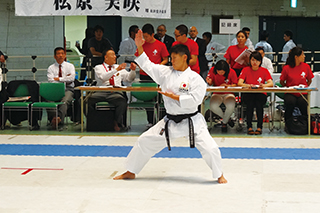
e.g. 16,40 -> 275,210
87,49 -> 136,131
47,47 -> 75,129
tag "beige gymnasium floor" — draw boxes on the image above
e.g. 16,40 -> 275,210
1,134 -> 320,213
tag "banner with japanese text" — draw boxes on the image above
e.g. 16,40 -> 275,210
15,0 -> 171,19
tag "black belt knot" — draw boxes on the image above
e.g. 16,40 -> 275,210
164,111 -> 198,151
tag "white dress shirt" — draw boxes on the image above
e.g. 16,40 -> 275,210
47,61 -> 75,88
261,56 -> 274,74
281,39 -> 296,62
94,62 -> 136,87
255,41 -> 273,61
118,37 -> 137,64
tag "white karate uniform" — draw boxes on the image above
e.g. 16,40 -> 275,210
281,39 -> 296,62
125,52 -> 223,179
205,40 -> 225,67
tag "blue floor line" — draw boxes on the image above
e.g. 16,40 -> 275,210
1,144 -> 320,160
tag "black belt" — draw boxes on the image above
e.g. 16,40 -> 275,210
164,112 -> 198,151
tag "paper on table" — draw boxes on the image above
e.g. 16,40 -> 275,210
7,96 -> 31,102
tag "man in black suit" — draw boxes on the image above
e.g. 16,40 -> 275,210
154,24 -> 175,52
189,26 -> 208,79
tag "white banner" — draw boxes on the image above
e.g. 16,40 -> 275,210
15,0 -> 171,19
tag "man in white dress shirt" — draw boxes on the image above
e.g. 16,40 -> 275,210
255,30 -> 273,61
114,30 -> 227,184
47,47 -> 76,128
87,49 -> 136,131
256,47 -> 274,74
118,25 -> 139,65
281,30 -> 296,63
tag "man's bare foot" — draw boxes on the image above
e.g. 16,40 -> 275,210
218,174 -> 227,184
114,121 -> 120,132
113,171 -> 136,180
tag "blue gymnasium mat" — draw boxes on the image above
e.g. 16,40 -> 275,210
1,144 -> 320,160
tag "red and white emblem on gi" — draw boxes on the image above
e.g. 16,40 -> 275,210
179,82 -> 189,92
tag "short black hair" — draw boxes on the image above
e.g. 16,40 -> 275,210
242,27 -> 250,32
202,32 -> 212,41
54,47 -> 65,55
255,47 -> 265,52
249,51 -> 263,67
94,25 -> 104,33
142,23 -> 154,35
284,30 -> 293,39
175,24 -> 188,36
260,30 -> 269,41
129,25 -> 139,36
170,44 -> 190,64
214,60 -> 230,79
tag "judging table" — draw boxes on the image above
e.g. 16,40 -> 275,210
78,86 -> 317,135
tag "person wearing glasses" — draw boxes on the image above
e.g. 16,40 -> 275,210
154,24 -> 175,52
171,24 -> 200,74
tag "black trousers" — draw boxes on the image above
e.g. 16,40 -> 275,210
284,93 -> 307,121
242,93 -> 267,129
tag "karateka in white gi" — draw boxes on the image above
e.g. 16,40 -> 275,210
114,30 -> 227,184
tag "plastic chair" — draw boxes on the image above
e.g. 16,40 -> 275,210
128,82 -> 158,127
31,82 -> 65,130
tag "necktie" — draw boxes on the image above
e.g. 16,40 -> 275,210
59,64 -> 62,77
108,65 -> 115,86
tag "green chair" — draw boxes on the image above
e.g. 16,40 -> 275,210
31,82 -> 65,130
2,84 -> 32,129
128,82 -> 158,127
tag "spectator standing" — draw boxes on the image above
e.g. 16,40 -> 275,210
189,26 -> 208,79
154,24 -> 175,52
281,30 -> 296,63
75,27 -> 94,80
255,30 -> 273,61
224,30 -> 249,76
118,25 -> 139,65
134,23 -> 169,127
202,32 -> 225,67
172,24 -> 200,74
231,27 -> 254,50
88,25 -> 113,68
